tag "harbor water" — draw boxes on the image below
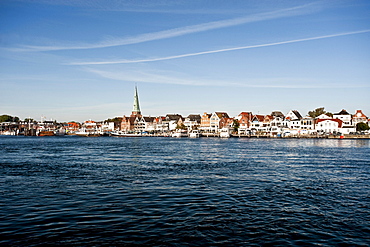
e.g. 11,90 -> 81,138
1,136 -> 369,246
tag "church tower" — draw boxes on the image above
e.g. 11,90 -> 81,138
131,86 -> 141,117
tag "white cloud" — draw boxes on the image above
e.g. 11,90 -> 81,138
14,2 -> 320,52
84,67 -> 369,89
69,29 -> 370,65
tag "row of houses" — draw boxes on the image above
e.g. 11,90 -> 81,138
118,109 -> 369,136
1,109 -> 368,136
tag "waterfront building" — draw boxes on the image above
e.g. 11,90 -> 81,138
121,86 -> 145,132
300,117 -> 315,131
250,114 -> 265,132
236,112 -> 253,134
153,116 -> 166,132
269,111 -> 285,136
315,118 -> 343,134
210,112 -> 230,132
352,110 -> 368,124
283,110 -> 303,129
184,114 -> 201,130
219,117 -> 234,131
200,112 -> 212,132
333,109 -> 355,134
131,86 -> 141,118
164,114 -> 184,131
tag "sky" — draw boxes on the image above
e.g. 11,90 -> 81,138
1,0 -> 369,122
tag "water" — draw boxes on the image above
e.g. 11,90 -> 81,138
1,136 -> 369,246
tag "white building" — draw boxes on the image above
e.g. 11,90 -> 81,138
283,110 -> 302,129
333,109 -> 356,134
315,119 -> 343,134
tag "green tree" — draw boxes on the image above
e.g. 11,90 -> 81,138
105,117 -> 123,122
176,123 -> 187,130
356,122 -> 369,131
24,118 -> 35,122
0,115 -> 19,122
308,107 -> 332,118
232,119 -> 240,133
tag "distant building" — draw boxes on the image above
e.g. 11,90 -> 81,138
353,110 -> 368,124
284,110 -> 303,129
236,112 -> 253,133
184,114 -> 201,130
200,112 -> 212,132
121,86 -> 145,132
315,119 -> 343,134
131,86 -> 141,118
333,109 -> 355,134
210,112 -> 230,132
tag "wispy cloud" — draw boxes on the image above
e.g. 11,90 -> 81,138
69,29 -> 370,65
85,67 -> 369,89
14,2 -> 320,52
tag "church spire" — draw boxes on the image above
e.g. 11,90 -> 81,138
131,85 -> 141,117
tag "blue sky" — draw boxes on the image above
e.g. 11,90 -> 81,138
1,0 -> 369,122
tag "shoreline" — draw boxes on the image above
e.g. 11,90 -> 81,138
1,133 -> 369,139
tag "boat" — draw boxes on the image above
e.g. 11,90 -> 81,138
189,129 -> 200,138
38,130 -> 55,136
75,129 -> 101,137
54,128 -> 66,136
0,130 -> 16,135
171,129 -> 188,138
110,131 -> 142,137
219,128 -> 230,138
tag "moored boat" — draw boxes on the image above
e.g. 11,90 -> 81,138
219,128 -> 230,138
75,129 -> 101,137
110,131 -> 142,137
189,130 -> 200,138
171,129 -> 188,138
37,129 -> 55,136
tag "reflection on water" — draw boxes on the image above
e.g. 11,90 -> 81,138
0,136 -> 369,246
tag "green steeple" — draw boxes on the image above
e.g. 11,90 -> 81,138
132,86 -> 141,116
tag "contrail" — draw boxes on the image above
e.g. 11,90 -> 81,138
70,29 -> 370,65
16,3 -> 318,52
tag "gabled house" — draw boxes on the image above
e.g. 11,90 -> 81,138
200,112 -> 212,132
236,112 -> 253,134
250,114 -> 265,132
269,111 -> 285,135
210,112 -> 230,132
164,114 -> 184,131
284,110 -> 302,129
142,117 -> 156,132
352,110 -> 368,124
153,116 -> 166,132
263,115 -> 273,126
184,114 -> 201,130
333,109 -> 355,134
219,117 -> 234,130
121,115 -> 136,132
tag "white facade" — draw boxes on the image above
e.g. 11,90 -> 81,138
210,113 -> 221,132
315,119 -> 341,133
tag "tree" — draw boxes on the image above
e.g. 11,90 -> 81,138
356,122 -> 369,131
232,119 -> 240,133
0,115 -> 19,122
176,123 -> 187,130
105,117 -> 123,122
308,107 -> 332,118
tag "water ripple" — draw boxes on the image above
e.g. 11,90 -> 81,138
0,136 -> 369,246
